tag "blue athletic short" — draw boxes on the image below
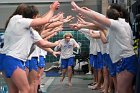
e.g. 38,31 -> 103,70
106,54 -> 116,77
90,54 -> 98,69
103,53 -> 108,67
0,54 -> 6,71
29,57 -> 38,72
89,54 -> 94,66
38,56 -> 46,68
97,52 -> 103,69
61,57 -> 74,69
115,55 -> 138,75
25,60 -> 30,69
2,55 -> 25,78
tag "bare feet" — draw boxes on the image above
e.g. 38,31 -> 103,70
60,78 -> 64,83
60,75 -> 65,82
68,82 -> 72,86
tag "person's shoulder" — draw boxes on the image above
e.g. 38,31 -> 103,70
60,39 -> 65,42
10,15 -> 22,22
109,19 -> 122,29
12,15 -> 22,19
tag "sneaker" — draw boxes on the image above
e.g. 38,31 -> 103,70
88,84 -> 99,90
86,71 -> 92,75
88,85 -> 93,89
88,83 -> 93,85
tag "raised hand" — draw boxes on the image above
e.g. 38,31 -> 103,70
52,51 -> 60,57
63,15 -> 74,23
71,1 -> 80,12
77,16 -> 86,25
52,12 -> 64,19
50,12 -> 64,22
50,1 -> 60,11
69,23 -> 82,30
81,7 -> 92,11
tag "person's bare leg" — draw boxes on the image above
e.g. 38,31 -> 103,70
90,69 -> 102,90
38,67 -> 44,85
4,77 -> 19,93
29,70 -> 38,93
112,76 -> 117,93
25,67 -> 29,76
11,67 -> 30,93
60,69 -> 67,83
117,70 -> 134,93
101,67 -> 109,93
93,68 -> 98,84
108,76 -> 113,93
68,66 -> 73,86
37,67 -> 44,92
96,69 -> 102,89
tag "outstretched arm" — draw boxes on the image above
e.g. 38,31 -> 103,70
43,48 -> 60,57
30,1 -> 60,27
100,30 -> 107,44
71,1 -> 111,27
89,30 -> 100,39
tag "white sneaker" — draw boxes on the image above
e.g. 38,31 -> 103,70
86,71 -> 92,75
88,85 -> 93,89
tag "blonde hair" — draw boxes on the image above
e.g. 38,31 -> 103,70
63,32 -> 73,38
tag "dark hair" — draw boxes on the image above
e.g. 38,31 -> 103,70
106,9 -> 120,20
109,3 -> 129,22
29,5 -> 43,33
5,4 -> 39,29
110,4 -> 122,14
27,5 -> 39,19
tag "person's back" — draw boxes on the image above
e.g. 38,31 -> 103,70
3,15 -> 35,61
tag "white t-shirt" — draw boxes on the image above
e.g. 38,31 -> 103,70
40,48 -> 47,58
96,39 -> 105,54
107,19 -> 135,63
28,45 -> 40,60
57,38 -> 79,59
79,29 -> 98,55
118,18 -> 134,45
105,31 -> 110,54
1,15 -> 42,61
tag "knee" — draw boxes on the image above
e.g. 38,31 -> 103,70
68,68 -> 72,73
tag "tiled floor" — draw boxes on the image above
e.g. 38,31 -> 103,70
40,74 -> 100,93
0,73 -> 100,93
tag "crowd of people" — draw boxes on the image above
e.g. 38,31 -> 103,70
0,1 -> 139,93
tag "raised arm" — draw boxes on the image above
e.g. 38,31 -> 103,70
70,16 -> 101,30
43,48 -> 60,57
43,27 -> 63,40
30,1 -> 60,27
44,21 -> 63,29
36,40 -> 60,49
89,30 -> 100,39
71,1 -> 111,27
100,30 -> 107,44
